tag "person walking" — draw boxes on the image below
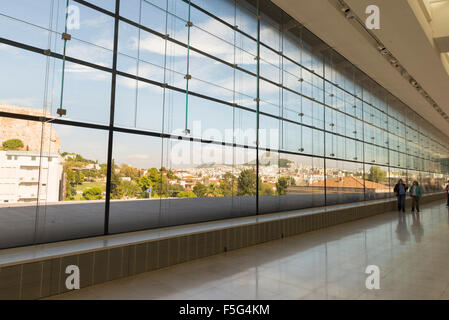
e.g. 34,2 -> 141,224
394,179 -> 408,213
409,181 -> 422,213
446,180 -> 449,207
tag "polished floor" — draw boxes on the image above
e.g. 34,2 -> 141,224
49,200 -> 449,300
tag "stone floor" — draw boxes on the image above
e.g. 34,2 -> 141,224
48,200 -> 449,300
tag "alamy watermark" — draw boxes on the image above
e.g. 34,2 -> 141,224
365,5 -> 380,30
365,265 -> 380,290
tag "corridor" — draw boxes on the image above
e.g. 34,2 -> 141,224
49,200 -> 449,300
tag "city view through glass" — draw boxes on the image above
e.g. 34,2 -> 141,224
1,0 -> 448,249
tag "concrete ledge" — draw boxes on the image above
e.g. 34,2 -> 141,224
0,192 -> 446,299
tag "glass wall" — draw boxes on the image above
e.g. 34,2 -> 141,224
1,0 -> 448,249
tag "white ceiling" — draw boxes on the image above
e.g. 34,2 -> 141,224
273,0 -> 449,138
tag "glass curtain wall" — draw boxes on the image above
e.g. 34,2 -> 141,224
0,0 -> 449,249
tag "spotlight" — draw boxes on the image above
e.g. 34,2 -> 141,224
377,44 -> 386,51
341,6 -> 350,13
409,79 -> 418,87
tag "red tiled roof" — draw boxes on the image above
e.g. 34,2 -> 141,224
310,176 -> 388,189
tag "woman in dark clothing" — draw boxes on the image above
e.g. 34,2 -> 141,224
394,179 -> 408,213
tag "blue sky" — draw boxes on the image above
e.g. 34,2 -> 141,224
0,0 -> 383,171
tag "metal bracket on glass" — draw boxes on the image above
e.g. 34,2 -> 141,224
163,34 -> 170,40
353,105 -> 357,108
185,21 -> 193,27
253,98 -> 260,102
254,56 -> 260,61
161,83 -> 168,88
298,78 -> 304,82
329,93 -> 334,97
43,49 -> 52,56
56,108 -> 67,116
299,148 -> 304,152
329,123 -> 335,127
330,153 -> 335,157
353,157 -> 358,160
298,113 -> 304,117
61,33 -> 72,41
184,74 -> 192,80
183,128 -> 191,135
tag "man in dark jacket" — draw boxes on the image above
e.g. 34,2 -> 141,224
394,179 -> 408,213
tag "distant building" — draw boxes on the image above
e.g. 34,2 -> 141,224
0,151 -> 63,203
288,176 -> 390,194
0,105 -> 63,204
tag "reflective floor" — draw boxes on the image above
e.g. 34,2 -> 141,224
49,200 -> 449,300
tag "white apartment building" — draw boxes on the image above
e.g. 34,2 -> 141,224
0,151 -> 63,204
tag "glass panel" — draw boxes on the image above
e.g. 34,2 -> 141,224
364,164 -> 391,200
36,124 -> 108,244
0,116 -> 42,248
109,132 -> 162,234
159,139 -> 257,226
325,159 -> 365,205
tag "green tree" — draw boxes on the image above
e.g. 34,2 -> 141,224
2,139 -> 24,150
169,184 -> 185,197
120,164 -> 140,179
137,175 -> 152,193
193,183 -> 208,197
205,184 -> 223,197
82,187 -> 103,200
366,166 -> 386,184
177,190 -> 197,198
110,159 -> 122,199
260,183 -> 274,195
64,169 -> 77,200
237,169 -> 258,196
276,176 -> 296,195
74,171 -> 85,185
219,172 -> 236,197
118,180 -> 140,199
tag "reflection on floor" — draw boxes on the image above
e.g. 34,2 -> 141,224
48,200 -> 449,300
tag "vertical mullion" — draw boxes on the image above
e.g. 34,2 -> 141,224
323,50 -> 327,206
256,0 -> 260,215
104,0 -> 121,235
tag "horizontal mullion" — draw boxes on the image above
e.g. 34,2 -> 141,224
72,0 -> 116,17
0,109 -> 439,172
0,36 -> 432,160
186,0 -> 258,43
74,0 -> 446,154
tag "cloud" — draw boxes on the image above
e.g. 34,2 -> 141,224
65,63 -> 110,81
0,98 -> 40,108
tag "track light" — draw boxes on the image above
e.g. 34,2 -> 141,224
341,6 -> 350,13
